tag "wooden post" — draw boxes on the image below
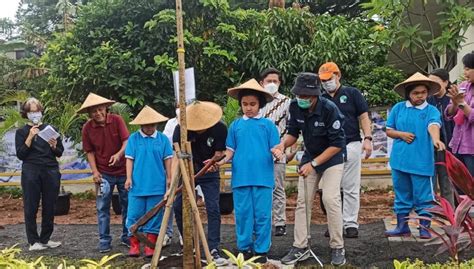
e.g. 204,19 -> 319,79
174,0 -> 194,267
150,158 -> 182,268
185,142 -> 202,269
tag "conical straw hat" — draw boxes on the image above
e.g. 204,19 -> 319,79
186,101 -> 223,131
394,72 -> 441,97
227,79 -> 273,102
77,93 -> 116,113
130,105 -> 169,125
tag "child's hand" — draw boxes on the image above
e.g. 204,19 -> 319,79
399,132 -> 415,143
125,178 -> 132,191
434,140 -> 446,151
271,145 -> 285,160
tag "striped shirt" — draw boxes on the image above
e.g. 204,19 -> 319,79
261,92 -> 291,138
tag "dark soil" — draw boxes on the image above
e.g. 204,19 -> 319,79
1,223 -> 473,268
1,189 -> 472,268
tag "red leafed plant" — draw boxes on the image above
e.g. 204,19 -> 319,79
412,151 -> 474,263
444,151 -> 474,200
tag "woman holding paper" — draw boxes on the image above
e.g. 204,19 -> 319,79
15,97 -> 64,251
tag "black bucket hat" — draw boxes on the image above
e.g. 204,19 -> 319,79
291,72 -> 322,96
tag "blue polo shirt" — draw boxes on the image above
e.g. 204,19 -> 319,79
323,85 -> 369,143
125,130 -> 173,196
387,101 -> 441,176
226,115 -> 280,189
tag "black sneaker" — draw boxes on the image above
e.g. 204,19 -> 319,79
274,225 -> 286,236
254,252 -> 267,264
345,227 -> 359,238
210,249 -> 227,266
331,248 -> 346,266
242,249 -> 253,261
281,246 -> 309,265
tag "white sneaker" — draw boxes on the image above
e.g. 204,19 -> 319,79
44,240 -> 62,248
29,243 -> 47,251
162,234 -> 172,247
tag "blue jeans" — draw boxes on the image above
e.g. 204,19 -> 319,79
96,174 -> 128,247
174,177 -> 221,250
166,208 -> 174,237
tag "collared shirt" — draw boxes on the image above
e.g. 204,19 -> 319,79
260,92 -> 291,138
444,81 -> 474,154
387,101 -> 441,176
427,93 -> 454,147
323,85 -> 369,143
173,121 -> 227,179
82,113 -> 129,176
286,97 -> 346,173
125,131 -> 173,196
226,117 -> 280,188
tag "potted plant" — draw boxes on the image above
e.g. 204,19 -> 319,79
55,186 -> 72,216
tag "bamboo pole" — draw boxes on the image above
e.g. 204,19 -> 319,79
185,142 -> 202,269
174,0 -> 194,267
150,155 -> 182,268
178,153 -> 212,264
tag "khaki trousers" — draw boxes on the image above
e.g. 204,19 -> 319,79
293,163 -> 344,249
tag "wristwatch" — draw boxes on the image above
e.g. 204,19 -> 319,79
311,159 -> 318,168
364,136 -> 373,141
458,102 -> 466,109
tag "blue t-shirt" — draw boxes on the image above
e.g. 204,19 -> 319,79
125,130 -> 173,196
226,117 -> 280,188
387,101 -> 441,176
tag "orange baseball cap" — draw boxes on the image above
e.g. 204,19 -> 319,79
318,62 -> 340,80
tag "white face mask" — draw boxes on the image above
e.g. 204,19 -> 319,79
27,112 -> 42,125
175,108 -> 180,117
322,79 -> 338,93
264,83 -> 279,95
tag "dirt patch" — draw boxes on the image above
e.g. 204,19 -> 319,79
0,189 -> 393,226
6,189 -> 467,268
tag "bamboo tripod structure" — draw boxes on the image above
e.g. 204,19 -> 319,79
151,0 -> 205,267
150,143 -> 212,268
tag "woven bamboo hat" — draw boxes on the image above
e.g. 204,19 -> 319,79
186,101 -> 223,131
77,93 -> 116,113
227,79 -> 273,102
130,105 -> 169,125
394,72 -> 441,97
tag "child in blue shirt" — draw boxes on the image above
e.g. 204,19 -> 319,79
385,73 -> 445,239
217,79 -> 280,263
124,106 -> 173,257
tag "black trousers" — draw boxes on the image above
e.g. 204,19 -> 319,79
21,163 -> 61,245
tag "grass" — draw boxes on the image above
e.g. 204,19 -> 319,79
0,186 -> 22,198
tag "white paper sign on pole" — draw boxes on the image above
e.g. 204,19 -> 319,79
173,67 -> 196,104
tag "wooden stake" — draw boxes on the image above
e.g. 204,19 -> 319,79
177,154 -> 212,263
150,155 -> 182,268
174,0 -> 193,266
185,142 -> 202,269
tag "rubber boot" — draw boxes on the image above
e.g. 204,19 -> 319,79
385,213 -> 411,237
128,236 -> 140,257
145,233 -> 158,258
419,219 -> 432,239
